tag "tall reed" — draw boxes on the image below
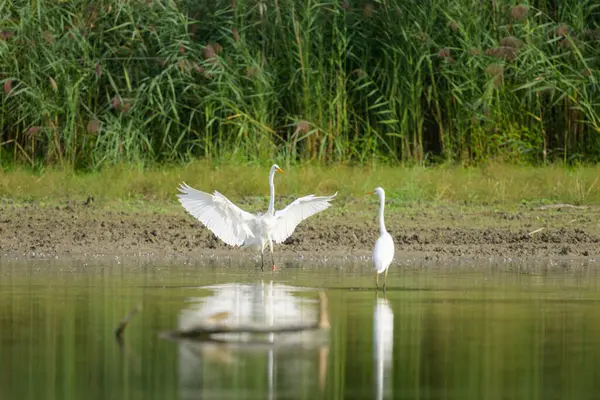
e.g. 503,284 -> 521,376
0,0 -> 598,169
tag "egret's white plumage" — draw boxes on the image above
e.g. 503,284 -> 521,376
177,164 -> 337,270
368,187 -> 394,290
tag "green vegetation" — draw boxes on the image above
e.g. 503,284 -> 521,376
2,163 -> 599,206
1,1 -> 599,169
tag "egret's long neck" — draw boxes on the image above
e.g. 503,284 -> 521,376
267,169 -> 276,214
378,193 -> 387,235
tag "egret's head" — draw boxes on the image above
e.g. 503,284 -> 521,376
366,187 -> 385,196
272,164 -> 285,174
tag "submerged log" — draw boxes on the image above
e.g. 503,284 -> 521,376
163,291 -> 330,341
115,305 -> 142,341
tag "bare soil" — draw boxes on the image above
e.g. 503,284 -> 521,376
1,199 -> 599,264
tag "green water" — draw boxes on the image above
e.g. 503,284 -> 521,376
1,259 -> 600,400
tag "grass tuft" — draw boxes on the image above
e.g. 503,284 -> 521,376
1,162 -> 599,208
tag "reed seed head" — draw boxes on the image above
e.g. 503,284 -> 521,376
193,64 -> 205,74
232,27 -> 240,42
43,31 -> 54,43
27,126 -> 42,136
0,30 -> 14,40
4,79 -> 12,95
203,44 -> 215,60
500,36 -> 521,49
555,24 -> 569,37
437,48 -> 451,59
189,23 -> 197,38
246,66 -> 258,78
49,77 -> 58,92
352,69 -> 366,78
485,46 -> 517,62
87,120 -> 101,134
510,4 -> 529,21
295,120 -> 310,134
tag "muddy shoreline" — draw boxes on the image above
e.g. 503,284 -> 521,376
1,200 -> 599,265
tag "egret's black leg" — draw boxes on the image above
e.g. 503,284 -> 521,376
261,252 -> 264,272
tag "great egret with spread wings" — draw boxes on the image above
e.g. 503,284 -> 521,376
367,187 -> 394,291
177,164 -> 337,271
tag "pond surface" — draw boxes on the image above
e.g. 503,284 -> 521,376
1,258 -> 600,400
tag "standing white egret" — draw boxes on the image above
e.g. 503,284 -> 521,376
177,164 -> 337,271
367,187 -> 394,290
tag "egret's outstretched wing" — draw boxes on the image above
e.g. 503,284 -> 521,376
177,183 -> 256,246
270,192 -> 337,243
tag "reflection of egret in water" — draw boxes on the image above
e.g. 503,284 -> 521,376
373,296 -> 394,400
176,282 -> 329,400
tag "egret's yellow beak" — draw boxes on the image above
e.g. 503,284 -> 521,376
276,167 -> 285,174
365,191 -> 374,195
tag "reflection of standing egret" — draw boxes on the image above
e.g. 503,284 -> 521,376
367,187 -> 395,290
172,282 -> 330,400
373,295 -> 394,400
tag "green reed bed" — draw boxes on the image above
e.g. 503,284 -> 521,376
0,0 -> 599,169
